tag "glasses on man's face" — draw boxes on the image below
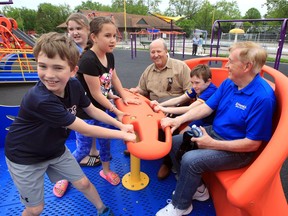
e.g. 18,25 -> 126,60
167,77 -> 173,91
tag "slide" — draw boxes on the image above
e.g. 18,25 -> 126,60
12,28 -> 35,47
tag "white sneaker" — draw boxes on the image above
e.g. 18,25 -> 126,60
172,184 -> 210,202
156,201 -> 193,216
192,185 -> 210,201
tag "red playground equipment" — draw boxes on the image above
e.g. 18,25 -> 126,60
0,14 -> 37,82
0,15 -> 35,49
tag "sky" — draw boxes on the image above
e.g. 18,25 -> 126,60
4,0 -> 267,16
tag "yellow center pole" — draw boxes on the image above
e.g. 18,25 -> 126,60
121,130 -> 149,190
122,154 -> 149,190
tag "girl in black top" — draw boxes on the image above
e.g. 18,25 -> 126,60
76,16 -> 139,186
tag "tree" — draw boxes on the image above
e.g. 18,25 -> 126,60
172,0 -> 242,37
264,0 -> 288,19
209,0 -> 241,33
35,3 -> 72,34
0,6 -> 37,32
111,0 -> 151,15
75,0 -> 112,12
20,8 -> 37,32
243,8 -> 261,20
191,0 -> 215,32
241,8 -> 262,34
165,0 -> 203,18
213,0 -> 241,21
145,0 -> 161,13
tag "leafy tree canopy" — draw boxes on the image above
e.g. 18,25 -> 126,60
0,0 -> 285,37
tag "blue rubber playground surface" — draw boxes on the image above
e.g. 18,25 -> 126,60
0,138 -> 216,216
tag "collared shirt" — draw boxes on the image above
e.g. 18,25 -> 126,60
185,82 -> 217,102
206,74 -> 276,141
186,83 -> 218,127
192,37 -> 199,45
138,58 -> 192,101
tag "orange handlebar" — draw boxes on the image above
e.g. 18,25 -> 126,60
114,90 -> 172,160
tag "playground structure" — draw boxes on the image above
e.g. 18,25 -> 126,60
0,0 -> 12,5
127,18 -> 288,66
0,14 -> 38,82
129,29 -> 186,59
209,18 -> 288,70
129,12 -> 187,59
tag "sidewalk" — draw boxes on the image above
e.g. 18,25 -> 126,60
117,39 -> 288,60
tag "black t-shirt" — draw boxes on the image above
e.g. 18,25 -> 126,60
76,50 -> 115,119
5,78 -> 91,164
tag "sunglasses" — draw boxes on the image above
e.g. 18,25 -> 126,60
167,77 -> 173,91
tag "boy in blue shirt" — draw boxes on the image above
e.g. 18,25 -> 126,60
5,32 -> 136,216
151,64 -> 217,133
151,64 -> 217,180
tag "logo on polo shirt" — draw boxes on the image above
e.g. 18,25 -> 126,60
235,102 -> 246,110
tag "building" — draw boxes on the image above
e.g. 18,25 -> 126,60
57,10 -> 183,39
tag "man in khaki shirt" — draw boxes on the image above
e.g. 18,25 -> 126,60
128,38 -> 192,178
130,38 -> 191,102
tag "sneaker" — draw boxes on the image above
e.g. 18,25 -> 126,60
156,201 -> 192,216
98,207 -> 114,216
192,185 -> 210,201
172,184 -> 210,202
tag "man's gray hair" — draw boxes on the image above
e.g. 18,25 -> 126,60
150,38 -> 167,50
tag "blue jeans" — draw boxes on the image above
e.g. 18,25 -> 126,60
170,125 -> 255,210
73,119 -> 111,162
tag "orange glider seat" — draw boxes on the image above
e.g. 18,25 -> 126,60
114,90 -> 172,160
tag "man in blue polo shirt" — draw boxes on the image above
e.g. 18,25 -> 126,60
156,41 -> 276,216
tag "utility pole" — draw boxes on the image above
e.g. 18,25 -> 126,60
124,0 -> 127,42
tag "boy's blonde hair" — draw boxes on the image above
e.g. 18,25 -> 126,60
33,32 -> 79,70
